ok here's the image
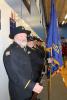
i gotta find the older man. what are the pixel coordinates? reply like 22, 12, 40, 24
3, 26, 43, 100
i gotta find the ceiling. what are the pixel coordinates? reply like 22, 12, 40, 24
5, 0, 67, 39
5, 0, 67, 25
5, 0, 45, 40
43, 0, 67, 25
5, 0, 41, 27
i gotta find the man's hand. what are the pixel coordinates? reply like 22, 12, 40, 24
33, 83, 43, 94
47, 57, 53, 63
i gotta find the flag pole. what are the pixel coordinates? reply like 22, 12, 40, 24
48, 48, 52, 100
48, 68, 51, 100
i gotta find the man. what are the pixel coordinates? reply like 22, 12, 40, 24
27, 35, 44, 100
27, 36, 44, 82
35, 37, 45, 59
3, 26, 43, 100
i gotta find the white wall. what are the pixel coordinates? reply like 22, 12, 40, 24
36, 0, 40, 12
0, 1, 13, 100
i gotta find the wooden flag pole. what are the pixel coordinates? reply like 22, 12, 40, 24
48, 48, 52, 100
48, 65, 51, 100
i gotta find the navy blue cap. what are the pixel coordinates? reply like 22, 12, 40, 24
33, 36, 43, 42
27, 35, 34, 41
9, 26, 31, 39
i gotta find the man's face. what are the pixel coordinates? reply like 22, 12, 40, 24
14, 33, 27, 47
27, 41, 34, 48
37, 41, 42, 46
33, 40, 37, 47
16, 33, 27, 41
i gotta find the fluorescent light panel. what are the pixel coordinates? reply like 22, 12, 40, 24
64, 14, 67, 19
62, 21, 65, 25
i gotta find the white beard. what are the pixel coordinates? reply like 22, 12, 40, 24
21, 42, 27, 48
15, 40, 27, 48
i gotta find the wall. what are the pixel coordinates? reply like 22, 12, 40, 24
0, 1, 14, 100
59, 25, 67, 39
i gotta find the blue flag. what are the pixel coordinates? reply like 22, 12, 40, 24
46, 0, 63, 77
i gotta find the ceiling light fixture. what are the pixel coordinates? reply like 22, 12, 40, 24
62, 21, 65, 25
64, 14, 67, 20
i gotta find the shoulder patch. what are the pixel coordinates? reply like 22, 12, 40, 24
5, 51, 10, 56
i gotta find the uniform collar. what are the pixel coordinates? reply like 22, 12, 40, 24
13, 42, 20, 48
13, 42, 27, 52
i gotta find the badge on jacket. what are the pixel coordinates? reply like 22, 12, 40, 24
27, 51, 31, 54
5, 51, 10, 56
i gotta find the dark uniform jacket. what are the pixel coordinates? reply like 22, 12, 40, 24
36, 45, 45, 59
3, 42, 35, 100
27, 46, 44, 82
